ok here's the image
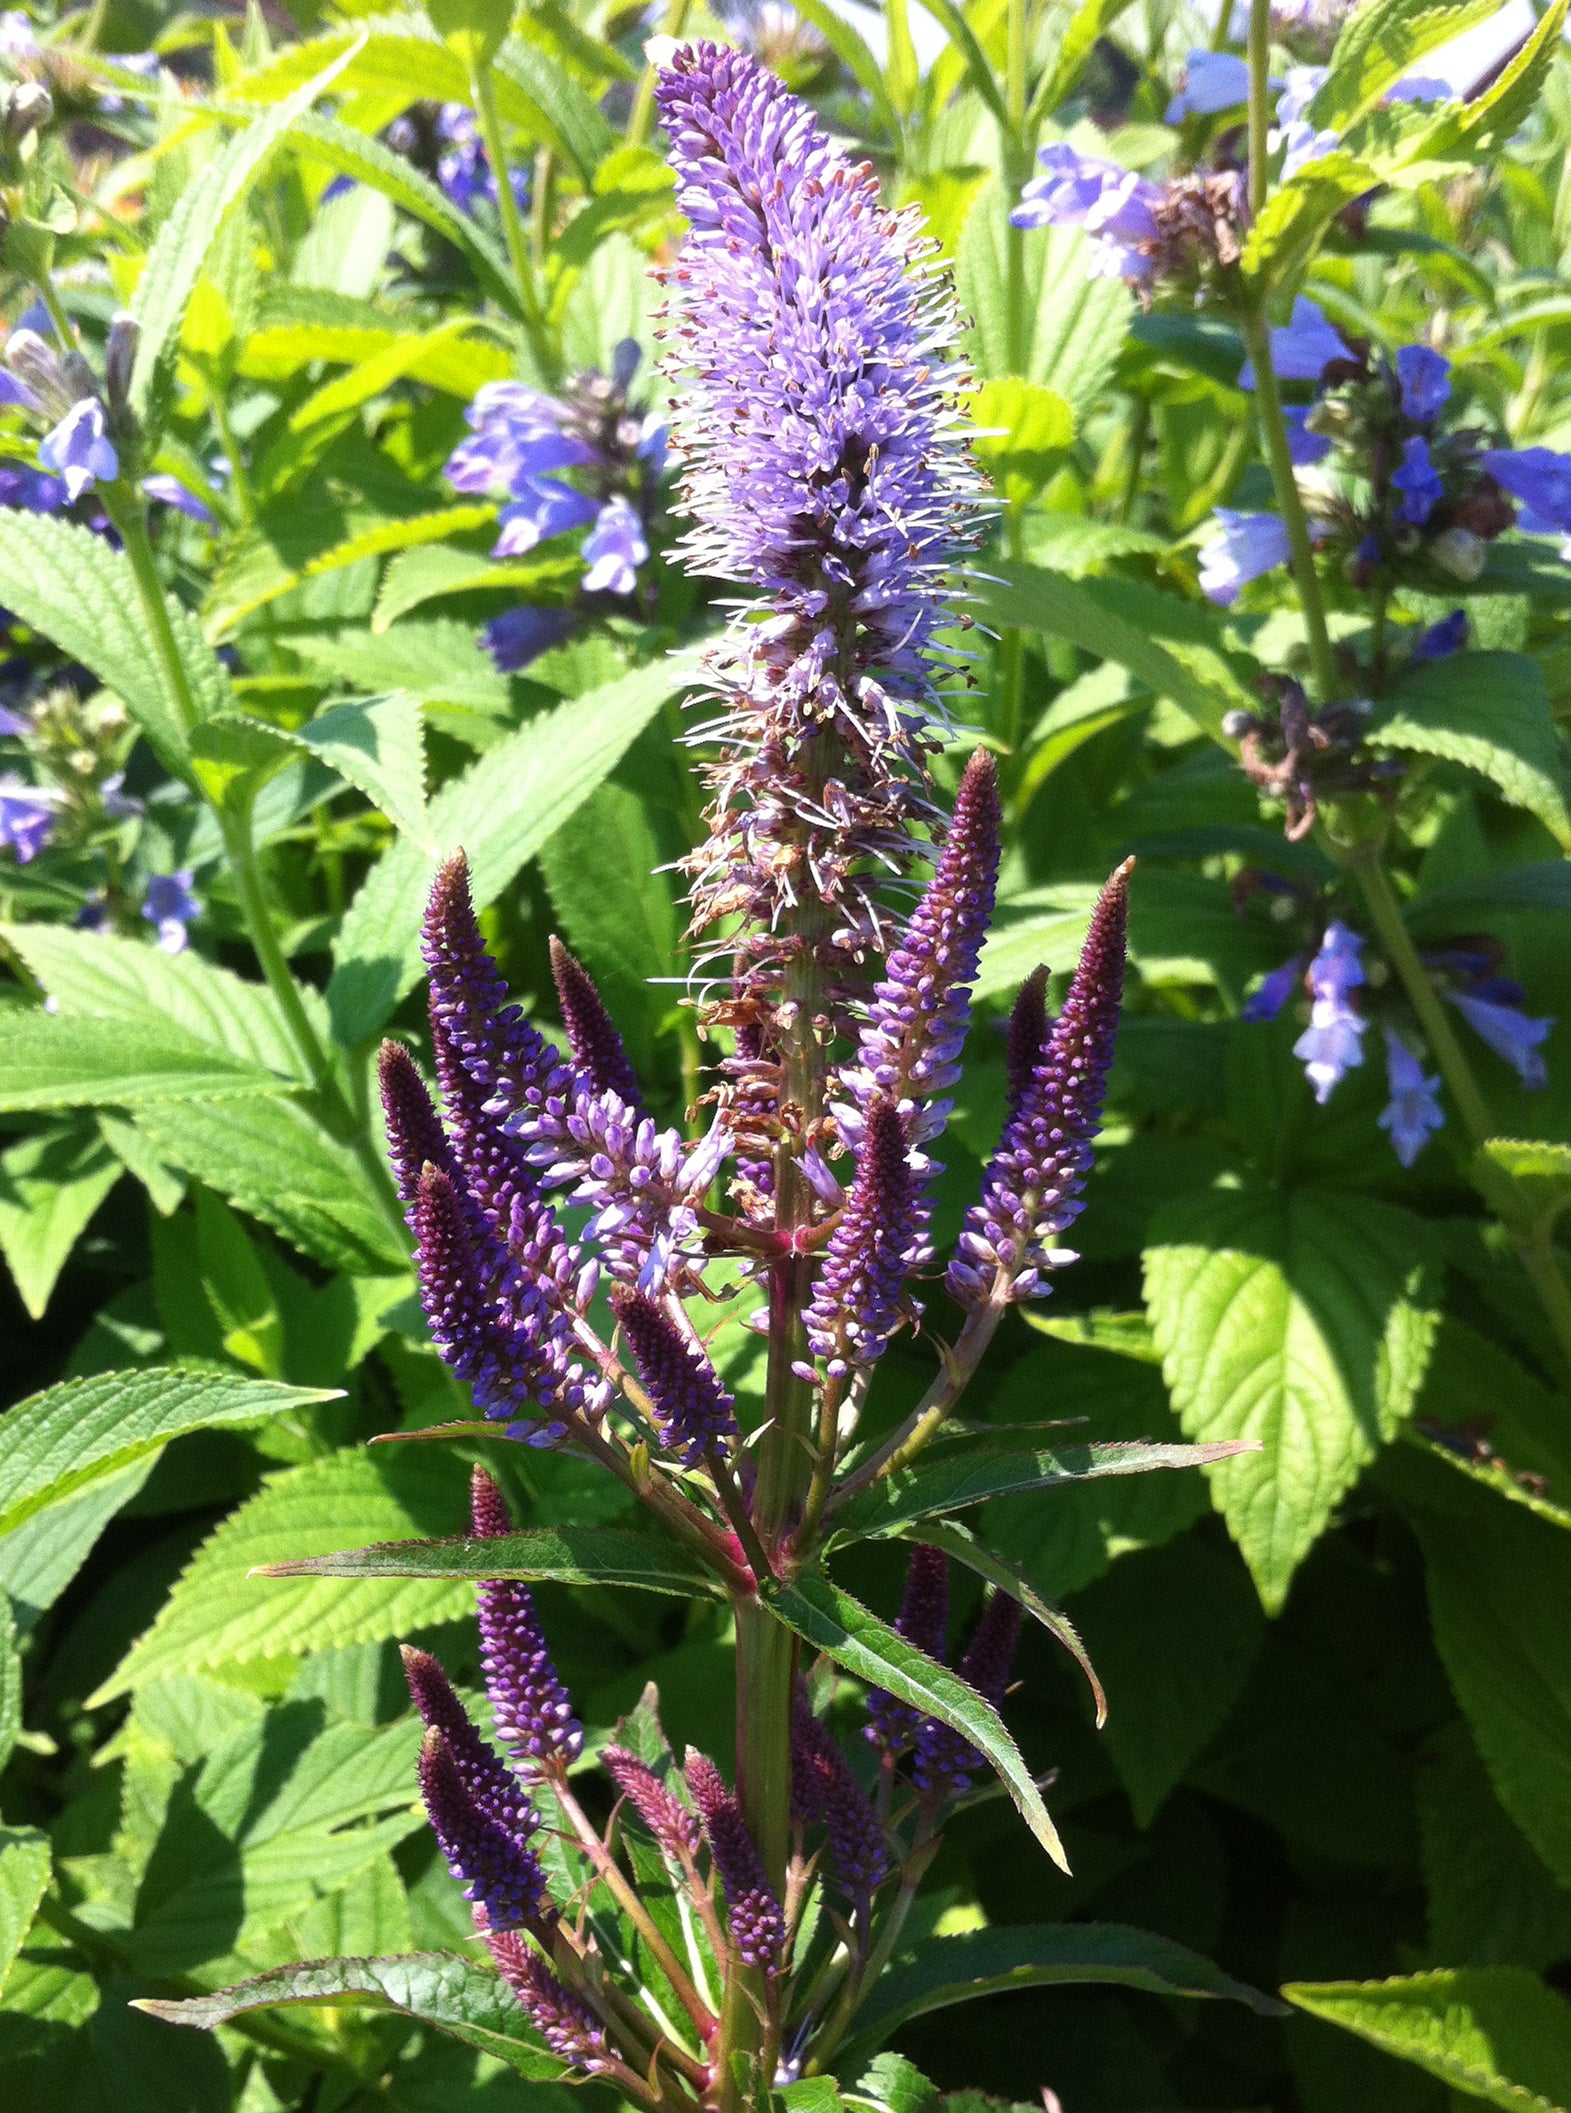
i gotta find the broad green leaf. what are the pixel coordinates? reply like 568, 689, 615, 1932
1419, 1724, 1571, 1974
766, 1571, 1069, 1868
1405, 861, 1571, 925
1475, 1140, 1571, 1242
829, 1431, 1251, 1543
0, 1828, 51, 1998
92, 1447, 475, 1702
0, 1367, 334, 1540
1286, 1968, 1571, 2112
370, 543, 578, 631
194, 1189, 284, 1377
1311, 0, 1500, 128
328, 654, 697, 1045
128, 1096, 406, 1275
291, 693, 434, 851
241, 322, 508, 399
843, 1922, 1283, 2060
1392, 1445, 1571, 1887
0, 1124, 121, 1319
959, 183, 1132, 412
256, 1522, 727, 1597
0, 1460, 155, 1633
427, 0, 513, 69
287, 321, 471, 432
1407, 1316, 1571, 1532
494, 34, 614, 185
129, 38, 363, 417
970, 379, 1075, 504
136, 1951, 564, 2079
0, 1013, 295, 1112
911, 0, 1006, 125
0, 513, 231, 774
1241, 150, 1381, 282
1397, 0, 1570, 171
0, 1596, 18, 1771
980, 560, 1239, 740
0, 923, 312, 1080
1144, 1185, 1440, 1613
1370, 654, 1571, 850
786, 0, 900, 137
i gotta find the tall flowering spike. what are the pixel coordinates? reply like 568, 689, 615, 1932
656, 44, 978, 1019
866, 1544, 950, 1756
549, 935, 643, 1107
837, 749, 1002, 1147
1006, 966, 1051, 1115
401, 1646, 538, 1842
470, 1469, 582, 1768
418, 1727, 550, 1933
686, 1751, 786, 1975
804, 1098, 923, 1378
602, 1745, 702, 1855
947, 862, 1131, 1309
791, 1684, 890, 1904
487, 1934, 609, 2070
611, 1289, 740, 1462
379, 1040, 453, 1205
913, 1589, 1023, 1802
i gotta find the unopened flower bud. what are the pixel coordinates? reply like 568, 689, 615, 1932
104, 312, 139, 419
4, 327, 67, 414
1431, 526, 1485, 582
1221, 709, 1255, 738
4, 80, 51, 153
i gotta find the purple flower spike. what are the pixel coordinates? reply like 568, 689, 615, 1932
549, 935, 643, 1107
947, 862, 1130, 1309
488, 1934, 608, 2070
1379, 1029, 1445, 1166
401, 1645, 538, 1843
1006, 966, 1051, 1115
418, 1726, 550, 1933
611, 1289, 740, 1463
1292, 921, 1366, 1103
470, 1468, 582, 1769
867, 1543, 950, 1756
378, 1042, 453, 1206
805, 1098, 922, 1378
791, 1685, 890, 1905
912, 1589, 1023, 1802
602, 1745, 701, 1856
686, 1750, 785, 1975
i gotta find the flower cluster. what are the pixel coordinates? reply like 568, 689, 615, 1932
1011, 140, 1247, 297
1221, 675, 1400, 840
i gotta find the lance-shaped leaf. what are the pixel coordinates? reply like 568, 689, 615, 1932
0, 1367, 337, 1540
0, 1014, 293, 1113
0, 1826, 50, 1999
763, 1572, 1069, 1871
135, 1952, 565, 2080
841, 1922, 1285, 2059
828, 1433, 1255, 1544
897, 1517, 1106, 1726
256, 1523, 728, 1599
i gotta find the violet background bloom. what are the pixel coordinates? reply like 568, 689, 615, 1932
447, 383, 594, 494
435, 104, 530, 216
484, 605, 575, 672
1378, 1029, 1445, 1166
1449, 988, 1553, 1087
1243, 952, 1305, 1023
0, 775, 57, 863
581, 496, 647, 595
38, 400, 118, 502
1411, 608, 1467, 660
1237, 297, 1351, 389
0, 462, 65, 511
1199, 509, 1291, 605
1283, 406, 1330, 465
1010, 142, 1160, 282
1292, 920, 1366, 1102
142, 473, 214, 523
1479, 447, 1571, 534
1166, 49, 1252, 121
1397, 344, 1451, 422
143, 871, 199, 953
493, 474, 598, 557
1393, 435, 1444, 525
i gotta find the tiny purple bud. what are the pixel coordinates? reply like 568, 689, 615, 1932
470, 1468, 582, 1769
686, 1750, 785, 1975
549, 934, 643, 1106
379, 1041, 453, 1204
401, 1645, 537, 1843
804, 1098, 921, 1377
611, 1289, 740, 1462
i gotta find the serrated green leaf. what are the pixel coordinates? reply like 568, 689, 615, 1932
0, 1123, 120, 1320
785, 0, 900, 137
1241, 150, 1380, 281
970, 379, 1075, 504
257, 1521, 726, 1596
128, 1095, 405, 1275
135, 1951, 564, 2078
1476, 1139, 1571, 1240
288, 320, 470, 431
1370, 653, 1571, 849
0, 513, 231, 774
1311, 0, 1500, 129
0, 1367, 335, 1541
493, 34, 613, 184
328, 654, 698, 1045
291, 694, 433, 850
1144, 1185, 1440, 1612
1405, 861, 1571, 926
370, 543, 578, 632
1394, 0, 1570, 171
0, 1827, 51, 1999
0, 1013, 294, 1114
765, 1572, 1070, 1870
92, 1447, 475, 1703
0, 1596, 19, 1770
959, 181, 1132, 409
1286, 1968, 1571, 2112
0, 1460, 155, 1634
129, 38, 363, 419
843, 1922, 1283, 2061
829, 1433, 1247, 1544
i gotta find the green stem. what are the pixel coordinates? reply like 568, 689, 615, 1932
34, 274, 76, 346
209, 383, 255, 526
1240, 309, 1339, 703
1247, 0, 1271, 220
100, 484, 199, 736
628, 0, 693, 150
470, 58, 554, 378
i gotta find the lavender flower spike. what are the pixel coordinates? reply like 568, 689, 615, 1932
804, 1098, 923, 1379
948, 862, 1130, 1308
401, 1645, 539, 1844
488, 1933, 609, 2070
611, 1289, 740, 1462
549, 935, 643, 1106
657, 44, 978, 1019
686, 1751, 786, 1975
418, 1726, 551, 1933
602, 1746, 702, 1856
471, 1468, 582, 1768
866, 1543, 950, 1756
791, 1684, 890, 1905
912, 1589, 1023, 1802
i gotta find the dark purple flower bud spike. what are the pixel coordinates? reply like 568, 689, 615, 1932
470, 1469, 582, 1770
401, 1645, 538, 1843
549, 935, 644, 1108
866, 1544, 950, 1757
418, 1725, 551, 1933
611, 1289, 741, 1463
602, 1745, 702, 1857
686, 1751, 786, 1976
912, 1589, 1023, 1803
378, 1040, 453, 1206
805, 1098, 923, 1380
1005, 966, 1050, 1116
791, 1684, 890, 1907
488, 1933, 610, 2070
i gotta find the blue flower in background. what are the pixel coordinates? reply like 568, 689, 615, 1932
1166, 50, 1252, 121
435, 105, 530, 217
492, 475, 598, 558
142, 473, 214, 523
0, 775, 57, 862
1238, 296, 1351, 389
1411, 608, 1467, 660
0, 461, 65, 512
143, 871, 200, 953
1479, 447, 1571, 534
1199, 509, 1291, 605
1396, 344, 1451, 422
1283, 405, 1330, 465
1274, 73, 1339, 180
1449, 986, 1553, 1087
1393, 435, 1444, 525
1010, 143, 1161, 281
38, 400, 118, 502
1292, 921, 1366, 1102
1378, 1029, 1444, 1164
482, 605, 575, 672
581, 498, 648, 597
1243, 952, 1305, 1022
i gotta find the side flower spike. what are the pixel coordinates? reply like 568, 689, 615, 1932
1005, 965, 1050, 1115
866, 1543, 950, 1756
602, 1746, 702, 1856
611, 1289, 740, 1462
401, 1645, 539, 1843
379, 1040, 454, 1207
549, 935, 643, 1106
418, 1726, 551, 1933
791, 1684, 890, 1905
947, 861, 1130, 1308
487, 1933, 609, 2069
686, 1751, 786, 1975
470, 1469, 582, 1768
804, 1097, 924, 1379
912, 1589, 1023, 1801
